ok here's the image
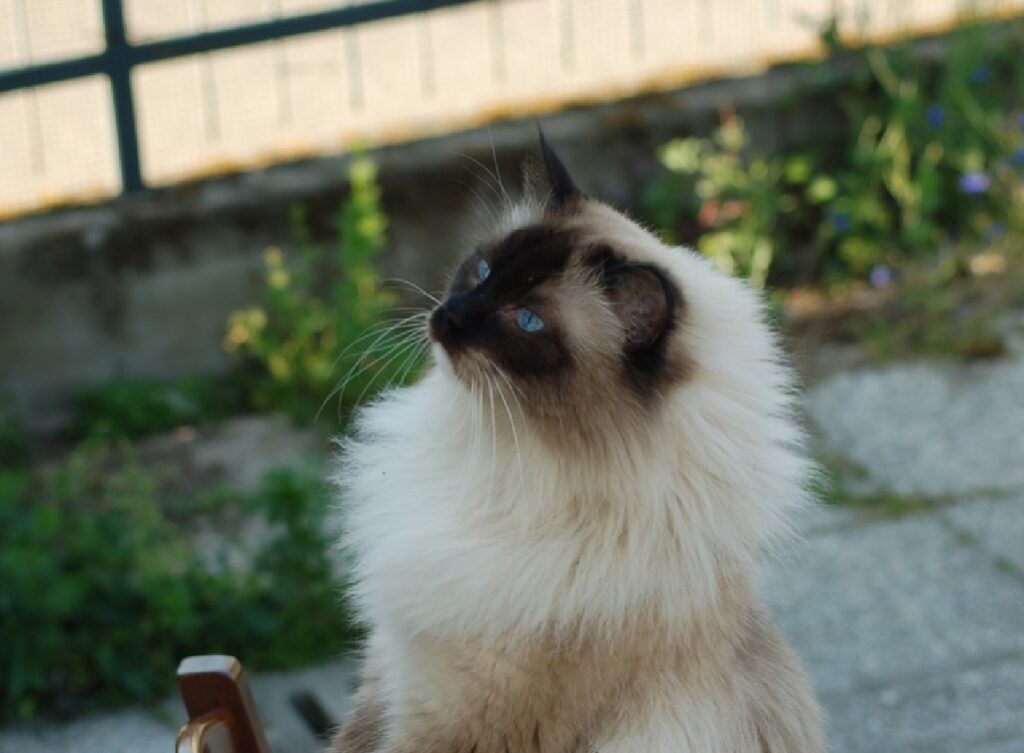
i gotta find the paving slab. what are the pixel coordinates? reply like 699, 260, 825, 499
0, 709, 174, 753
790, 501, 865, 536
804, 355, 1024, 497
943, 493, 1024, 574
765, 512, 1024, 695
819, 654, 1024, 753
764, 509, 1024, 752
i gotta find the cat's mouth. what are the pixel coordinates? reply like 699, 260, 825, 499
428, 298, 473, 346
427, 301, 473, 356
426, 306, 444, 344
427, 304, 465, 376
427, 306, 493, 388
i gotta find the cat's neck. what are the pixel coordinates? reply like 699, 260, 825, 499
340, 362, 806, 642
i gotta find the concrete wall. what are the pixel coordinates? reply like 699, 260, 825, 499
0, 61, 840, 433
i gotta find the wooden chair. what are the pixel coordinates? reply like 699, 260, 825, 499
175, 655, 272, 753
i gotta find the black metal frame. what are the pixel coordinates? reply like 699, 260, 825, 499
0, 0, 479, 193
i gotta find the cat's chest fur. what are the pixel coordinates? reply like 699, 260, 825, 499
337, 380, 765, 752
339, 372, 723, 643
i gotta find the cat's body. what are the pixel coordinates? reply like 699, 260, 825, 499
331, 139, 824, 753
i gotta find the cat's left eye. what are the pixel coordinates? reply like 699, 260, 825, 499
516, 308, 544, 333
477, 259, 491, 281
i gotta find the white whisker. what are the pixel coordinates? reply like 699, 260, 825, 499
488, 129, 511, 207
448, 176, 501, 226
352, 337, 421, 407
316, 313, 428, 422
492, 370, 527, 502
326, 310, 428, 379
486, 378, 498, 506
459, 151, 510, 208
381, 277, 441, 305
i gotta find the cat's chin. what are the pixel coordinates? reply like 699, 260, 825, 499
430, 342, 485, 393
432, 342, 457, 380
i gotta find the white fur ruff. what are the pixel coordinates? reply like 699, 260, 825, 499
333, 243, 814, 752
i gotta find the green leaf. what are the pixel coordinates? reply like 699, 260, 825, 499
807, 176, 838, 203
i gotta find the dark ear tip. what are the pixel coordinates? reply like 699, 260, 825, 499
535, 123, 554, 159
535, 123, 582, 207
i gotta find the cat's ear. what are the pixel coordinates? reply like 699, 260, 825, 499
525, 126, 583, 208
606, 263, 675, 349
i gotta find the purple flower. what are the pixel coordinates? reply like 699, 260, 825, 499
828, 211, 852, 233
970, 65, 992, 84
870, 265, 893, 289
926, 104, 946, 130
959, 171, 991, 194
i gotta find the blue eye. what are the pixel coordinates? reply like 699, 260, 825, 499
516, 308, 544, 333
477, 259, 491, 281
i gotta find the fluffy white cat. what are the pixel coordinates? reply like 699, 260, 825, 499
331, 136, 824, 753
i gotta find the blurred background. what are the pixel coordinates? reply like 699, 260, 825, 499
2, 1, 1023, 752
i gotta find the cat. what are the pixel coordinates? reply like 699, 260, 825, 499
330, 133, 825, 753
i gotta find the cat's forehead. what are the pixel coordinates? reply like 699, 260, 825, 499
480, 202, 617, 280
485, 223, 578, 280
489, 199, 649, 258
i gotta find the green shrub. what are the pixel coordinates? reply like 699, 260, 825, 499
645, 15, 1024, 288
0, 443, 356, 721
72, 377, 242, 440
226, 154, 424, 421
0, 412, 31, 470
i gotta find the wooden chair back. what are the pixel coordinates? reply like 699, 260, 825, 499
175, 655, 272, 753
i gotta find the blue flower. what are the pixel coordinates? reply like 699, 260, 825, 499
869, 265, 893, 289
926, 104, 946, 130
1010, 147, 1024, 167
828, 211, 852, 233
959, 171, 991, 194
969, 64, 992, 84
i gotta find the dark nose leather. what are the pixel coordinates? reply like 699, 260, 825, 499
430, 303, 464, 340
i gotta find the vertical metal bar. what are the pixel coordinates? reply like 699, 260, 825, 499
101, 0, 144, 192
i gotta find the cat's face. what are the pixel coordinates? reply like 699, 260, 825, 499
428, 135, 689, 436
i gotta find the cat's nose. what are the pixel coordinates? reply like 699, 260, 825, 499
429, 303, 465, 341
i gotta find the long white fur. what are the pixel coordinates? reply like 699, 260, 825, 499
332, 203, 814, 751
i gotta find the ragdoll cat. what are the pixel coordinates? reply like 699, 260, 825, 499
331, 134, 824, 753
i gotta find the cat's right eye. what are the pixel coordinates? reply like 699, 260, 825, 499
477, 259, 491, 281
